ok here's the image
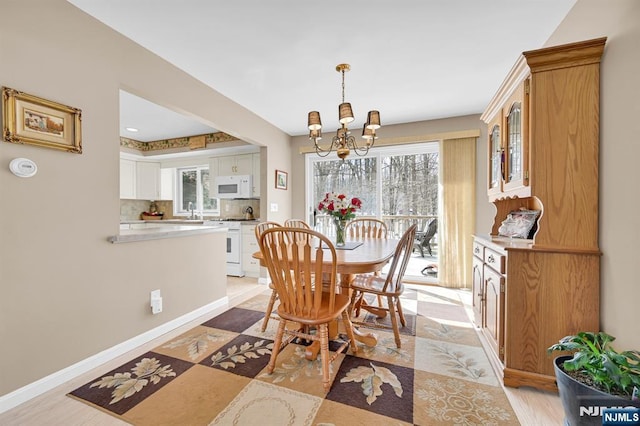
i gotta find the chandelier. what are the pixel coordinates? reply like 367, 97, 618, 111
307, 63, 381, 160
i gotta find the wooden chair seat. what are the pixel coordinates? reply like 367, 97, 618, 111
351, 274, 404, 298
277, 293, 351, 325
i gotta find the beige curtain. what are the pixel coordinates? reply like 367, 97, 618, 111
439, 137, 476, 288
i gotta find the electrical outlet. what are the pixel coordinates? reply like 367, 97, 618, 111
150, 289, 162, 314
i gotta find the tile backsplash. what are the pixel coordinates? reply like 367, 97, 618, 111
120, 199, 260, 221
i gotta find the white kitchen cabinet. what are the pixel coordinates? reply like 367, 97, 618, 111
217, 154, 253, 176
251, 153, 260, 197
136, 161, 161, 200
242, 224, 259, 278
120, 156, 161, 200
120, 158, 136, 199
160, 168, 174, 200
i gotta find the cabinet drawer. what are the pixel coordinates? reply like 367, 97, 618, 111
484, 248, 505, 274
472, 241, 485, 259
243, 236, 259, 253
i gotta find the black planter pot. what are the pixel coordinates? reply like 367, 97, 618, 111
554, 356, 640, 426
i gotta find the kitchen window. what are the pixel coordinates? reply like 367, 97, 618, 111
175, 166, 220, 216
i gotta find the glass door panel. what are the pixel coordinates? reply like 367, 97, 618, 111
507, 102, 522, 183
489, 124, 502, 191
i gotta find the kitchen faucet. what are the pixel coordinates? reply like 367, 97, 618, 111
188, 202, 195, 219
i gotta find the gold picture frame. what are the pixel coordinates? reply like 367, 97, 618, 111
2, 87, 82, 154
275, 169, 288, 190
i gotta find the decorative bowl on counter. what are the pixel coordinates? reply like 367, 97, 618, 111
141, 212, 164, 220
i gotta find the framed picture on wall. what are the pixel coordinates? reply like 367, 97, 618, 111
275, 169, 288, 190
2, 86, 82, 154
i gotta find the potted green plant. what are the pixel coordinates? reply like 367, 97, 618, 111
548, 332, 640, 426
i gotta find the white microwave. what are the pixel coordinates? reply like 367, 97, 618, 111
214, 175, 253, 199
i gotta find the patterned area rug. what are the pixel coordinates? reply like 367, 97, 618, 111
68, 286, 518, 425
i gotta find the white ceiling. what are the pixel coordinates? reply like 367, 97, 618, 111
69, 0, 576, 142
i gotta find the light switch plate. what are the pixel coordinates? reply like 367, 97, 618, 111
270, 203, 278, 212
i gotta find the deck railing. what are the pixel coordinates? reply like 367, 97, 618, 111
313, 215, 437, 240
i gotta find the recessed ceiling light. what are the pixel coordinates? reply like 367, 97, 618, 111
125, 127, 139, 132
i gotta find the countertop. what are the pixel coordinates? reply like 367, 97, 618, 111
109, 224, 227, 244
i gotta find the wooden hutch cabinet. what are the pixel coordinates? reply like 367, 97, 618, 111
474, 37, 606, 392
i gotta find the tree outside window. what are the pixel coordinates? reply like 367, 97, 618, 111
176, 166, 219, 215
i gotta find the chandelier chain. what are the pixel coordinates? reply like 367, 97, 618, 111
341, 69, 346, 104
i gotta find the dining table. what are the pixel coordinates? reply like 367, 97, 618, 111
252, 237, 399, 359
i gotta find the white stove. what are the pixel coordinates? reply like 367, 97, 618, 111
206, 220, 244, 276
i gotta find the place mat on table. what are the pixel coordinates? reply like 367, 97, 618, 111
335, 241, 363, 250
321, 241, 363, 250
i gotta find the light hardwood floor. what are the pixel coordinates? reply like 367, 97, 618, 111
0, 277, 564, 425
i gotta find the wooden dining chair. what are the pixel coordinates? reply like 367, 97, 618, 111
345, 218, 387, 308
283, 219, 312, 245
254, 221, 282, 332
260, 227, 358, 393
349, 224, 417, 348
283, 219, 310, 229
345, 218, 388, 239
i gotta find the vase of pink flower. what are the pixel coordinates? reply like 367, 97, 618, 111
317, 192, 362, 246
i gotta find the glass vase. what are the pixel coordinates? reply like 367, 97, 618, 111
334, 218, 347, 247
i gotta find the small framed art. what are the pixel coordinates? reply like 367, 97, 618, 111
275, 169, 288, 190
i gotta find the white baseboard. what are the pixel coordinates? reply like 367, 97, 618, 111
0, 297, 229, 414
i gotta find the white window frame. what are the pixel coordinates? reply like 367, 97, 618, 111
175, 165, 220, 216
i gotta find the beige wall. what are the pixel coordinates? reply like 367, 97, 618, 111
289, 115, 492, 234
545, 0, 640, 350
0, 0, 291, 397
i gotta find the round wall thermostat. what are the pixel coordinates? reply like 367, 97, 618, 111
9, 158, 38, 178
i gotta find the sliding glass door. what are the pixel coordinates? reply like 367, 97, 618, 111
306, 142, 439, 281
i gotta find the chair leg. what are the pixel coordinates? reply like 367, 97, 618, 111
267, 319, 286, 374
261, 290, 278, 332
318, 324, 331, 393
350, 290, 362, 318
396, 296, 406, 327
426, 242, 432, 256
341, 310, 358, 355
387, 296, 401, 348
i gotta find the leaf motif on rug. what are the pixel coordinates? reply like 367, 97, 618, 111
258, 346, 324, 384
89, 358, 176, 404
162, 330, 228, 360
424, 322, 466, 341
356, 336, 412, 362
209, 340, 272, 369
416, 377, 513, 424
430, 342, 487, 380
340, 362, 402, 405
